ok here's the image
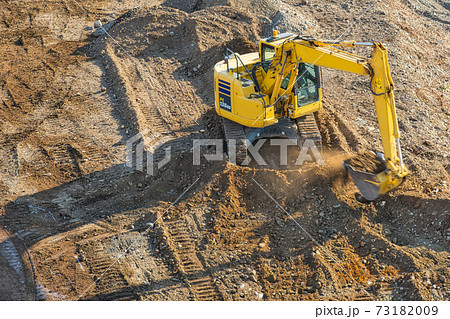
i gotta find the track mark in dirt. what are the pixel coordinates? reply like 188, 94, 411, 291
46, 144, 82, 177
0, 228, 35, 300
83, 241, 138, 301
103, 44, 199, 168
164, 218, 222, 300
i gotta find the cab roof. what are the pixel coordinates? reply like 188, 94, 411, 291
261, 32, 296, 45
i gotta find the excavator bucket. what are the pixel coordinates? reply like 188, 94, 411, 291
343, 163, 383, 201
342, 152, 395, 201
343, 154, 408, 201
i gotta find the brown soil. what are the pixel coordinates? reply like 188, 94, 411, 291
0, 0, 449, 301
344, 152, 387, 174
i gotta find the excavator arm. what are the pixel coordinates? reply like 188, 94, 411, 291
267, 39, 408, 199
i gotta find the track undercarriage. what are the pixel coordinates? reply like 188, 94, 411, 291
222, 114, 322, 165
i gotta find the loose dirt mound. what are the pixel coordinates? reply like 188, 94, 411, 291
344, 152, 387, 174
0, 0, 448, 301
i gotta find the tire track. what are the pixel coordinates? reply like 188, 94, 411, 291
104, 45, 197, 170
83, 242, 138, 301
164, 219, 222, 300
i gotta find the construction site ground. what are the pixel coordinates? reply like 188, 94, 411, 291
0, 0, 449, 301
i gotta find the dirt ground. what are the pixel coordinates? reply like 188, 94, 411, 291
0, 0, 449, 301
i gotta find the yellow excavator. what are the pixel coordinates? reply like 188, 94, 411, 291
213, 31, 408, 200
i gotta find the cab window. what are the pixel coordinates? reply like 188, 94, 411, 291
279, 63, 319, 106
261, 43, 275, 62
295, 63, 319, 107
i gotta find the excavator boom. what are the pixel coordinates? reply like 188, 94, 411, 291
269, 39, 408, 199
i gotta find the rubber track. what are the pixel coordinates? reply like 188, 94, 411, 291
222, 118, 248, 164
223, 114, 323, 164
295, 114, 322, 150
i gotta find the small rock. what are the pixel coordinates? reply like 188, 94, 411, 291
92, 20, 116, 37
267, 274, 276, 283
94, 20, 102, 28
258, 242, 265, 248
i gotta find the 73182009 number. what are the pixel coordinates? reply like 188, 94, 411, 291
376, 305, 438, 316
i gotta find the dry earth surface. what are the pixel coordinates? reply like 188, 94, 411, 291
0, 0, 449, 300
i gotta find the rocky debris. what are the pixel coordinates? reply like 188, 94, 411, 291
92, 7, 140, 37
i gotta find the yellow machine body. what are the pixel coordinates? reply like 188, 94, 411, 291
214, 34, 323, 128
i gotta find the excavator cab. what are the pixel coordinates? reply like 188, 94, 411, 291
260, 42, 276, 62
261, 41, 321, 110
